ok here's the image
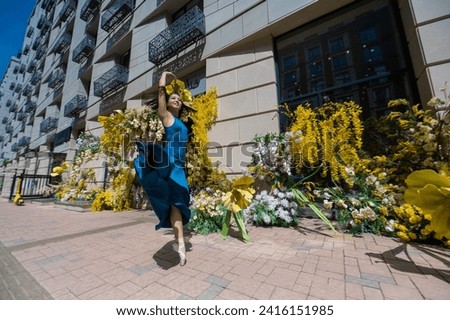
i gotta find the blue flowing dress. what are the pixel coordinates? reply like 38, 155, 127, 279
134, 116, 191, 230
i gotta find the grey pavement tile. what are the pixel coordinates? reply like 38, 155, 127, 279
345, 275, 380, 289
196, 284, 224, 299
204, 274, 231, 288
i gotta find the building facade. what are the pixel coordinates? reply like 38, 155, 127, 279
0, 0, 449, 198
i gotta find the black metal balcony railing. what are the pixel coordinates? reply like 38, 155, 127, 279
6, 100, 12, 108
23, 44, 30, 55
30, 71, 42, 85
80, 0, 102, 22
72, 34, 96, 63
22, 84, 32, 96
148, 6, 205, 65
48, 68, 66, 89
17, 113, 28, 121
101, 0, 134, 32
25, 100, 37, 113
32, 37, 41, 50
26, 26, 34, 38
41, 0, 56, 11
11, 143, 20, 152
10, 103, 19, 113
9, 82, 15, 90
93, 64, 128, 97
40, 20, 52, 36
40, 117, 58, 134
52, 33, 72, 54
59, 0, 77, 22
64, 95, 88, 117
35, 46, 47, 60
14, 84, 23, 93
18, 136, 31, 147
19, 63, 26, 74
37, 14, 46, 29
13, 66, 19, 74
55, 126, 72, 146
6, 125, 13, 134
2, 117, 7, 124
27, 60, 37, 73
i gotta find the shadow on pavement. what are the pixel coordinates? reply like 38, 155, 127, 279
366, 242, 450, 282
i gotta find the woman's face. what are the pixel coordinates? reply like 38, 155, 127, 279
167, 94, 182, 112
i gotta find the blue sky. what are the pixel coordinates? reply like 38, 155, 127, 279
0, 0, 37, 77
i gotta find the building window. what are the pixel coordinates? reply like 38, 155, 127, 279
275, 0, 418, 120
283, 55, 296, 70
307, 46, 321, 61
283, 71, 297, 86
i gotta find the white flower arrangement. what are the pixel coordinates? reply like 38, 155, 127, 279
244, 188, 299, 227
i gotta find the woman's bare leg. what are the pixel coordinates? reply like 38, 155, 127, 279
170, 206, 186, 265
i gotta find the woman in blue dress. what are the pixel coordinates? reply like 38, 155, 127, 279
134, 71, 191, 266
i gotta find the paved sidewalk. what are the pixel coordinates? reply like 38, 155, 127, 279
0, 198, 448, 300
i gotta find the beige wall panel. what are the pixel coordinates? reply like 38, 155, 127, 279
417, 19, 450, 65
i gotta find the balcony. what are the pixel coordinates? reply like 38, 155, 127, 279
19, 63, 26, 74
80, 0, 102, 22
93, 64, 128, 97
72, 34, 96, 63
59, 0, 77, 22
18, 136, 31, 147
40, 20, 52, 36
11, 143, 20, 152
40, 117, 58, 134
48, 68, 66, 89
22, 84, 32, 96
25, 100, 37, 113
148, 6, 205, 65
32, 37, 41, 50
27, 60, 37, 73
13, 65, 19, 74
9, 82, 15, 90
52, 33, 72, 54
64, 95, 88, 117
14, 83, 23, 93
6, 125, 13, 134
6, 100, 12, 108
30, 71, 42, 85
42, 0, 56, 11
26, 26, 34, 38
37, 14, 46, 29
101, 0, 134, 32
17, 113, 28, 121
2, 117, 7, 124
23, 44, 30, 55
10, 103, 19, 113
55, 126, 72, 146
35, 46, 47, 60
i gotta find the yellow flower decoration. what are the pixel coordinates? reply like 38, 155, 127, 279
404, 169, 450, 238
223, 176, 255, 213
165, 79, 193, 108
50, 162, 68, 177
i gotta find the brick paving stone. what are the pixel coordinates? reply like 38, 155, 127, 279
345, 282, 365, 300
227, 275, 262, 297
409, 276, 450, 299
362, 286, 384, 299
253, 282, 275, 299
265, 267, 299, 290
271, 286, 308, 299
380, 282, 424, 299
